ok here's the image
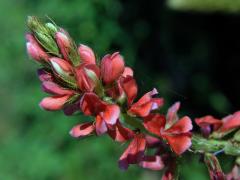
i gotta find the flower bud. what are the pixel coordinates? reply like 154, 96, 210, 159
26, 33, 49, 62
78, 44, 96, 64
56, 31, 71, 60
101, 52, 125, 84
45, 22, 58, 36
39, 95, 72, 111
27, 16, 59, 55
75, 64, 101, 93
50, 57, 77, 88
36, 32, 59, 55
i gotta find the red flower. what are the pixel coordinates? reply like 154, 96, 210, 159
26, 33, 49, 62
118, 134, 146, 170
101, 52, 125, 84
196, 111, 240, 138
195, 115, 222, 137
80, 93, 120, 135
78, 44, 96, 64
128, 88, 164, 117
75, 63, 100, 92
143, 102, 192, 155
195, 115, 222, 130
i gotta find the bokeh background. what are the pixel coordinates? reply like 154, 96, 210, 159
0, 0, 240, 179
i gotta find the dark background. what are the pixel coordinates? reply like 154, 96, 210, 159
0, 0, 239, 179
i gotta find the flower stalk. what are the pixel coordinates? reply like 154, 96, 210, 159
25, 16, 240, 180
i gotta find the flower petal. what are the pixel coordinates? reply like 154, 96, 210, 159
63, 101, 80, 116
133, 88, 158, 107
37, 69, 53, 82
75, 64, 100, 92
166, 116, 192, 134
128, 88, 162, 117
101, 52, 125, 84
143, 114, 166, 136
26, 33, 49, 61
121, 76, 138, 105
42, 81, 74, 95
122, 67, 133, 77
108, 121, 134, 142
95, 115, 108, 135
102, 104, 120, 125
80, 93, 105, 115
139, 156, 164, 171
118, 134, 146, 170
69, 122, 95, 138
195, 115, 222, 130
165, 134, 192, 155
50, 57, 73, 77
220, 111, 240, 132
78, 44, 96, 64
166, 102, 180, 125
55, 31, 71, 61
39, 95, 71, 111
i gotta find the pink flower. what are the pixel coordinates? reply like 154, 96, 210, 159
80, 93, 120, 135
128, 88, 164, 117
118, 134, 146, 170
26, 33, 49, 62
78, 44, 96, 64
101, 52, 125, 84
196, 111, 240, 138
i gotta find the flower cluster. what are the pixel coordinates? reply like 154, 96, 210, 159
26, 16, 240, 180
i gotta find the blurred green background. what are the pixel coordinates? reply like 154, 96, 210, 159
1, 0, 240, 179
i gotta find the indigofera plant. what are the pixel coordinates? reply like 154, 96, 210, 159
26, 16, 240, 180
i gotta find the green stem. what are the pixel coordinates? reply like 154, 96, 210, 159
191, 135, 240, 156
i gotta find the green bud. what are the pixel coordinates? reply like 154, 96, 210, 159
236, 157, 240, 166
224, 142, 240, 156
234, 130, 240, 142
27, 16, 59, 56
45, 22, 58, 36
84, 68, 104, 97
36, 32, 59, 55
51, 60, 77, 89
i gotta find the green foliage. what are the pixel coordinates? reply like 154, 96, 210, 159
167, 0, 240, 13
